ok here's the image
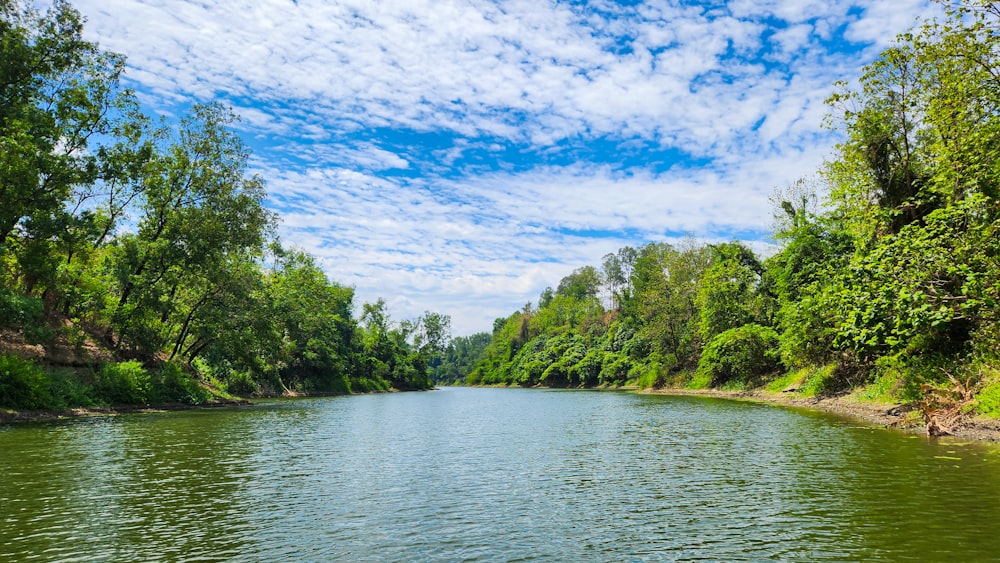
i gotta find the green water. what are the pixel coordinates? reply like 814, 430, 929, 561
3, 387, 1000, 561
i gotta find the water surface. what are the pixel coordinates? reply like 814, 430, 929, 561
3, 387, 1000, 561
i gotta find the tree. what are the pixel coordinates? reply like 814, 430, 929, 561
0, 0, 128, 245
633, 241, 711, 371
413, 311, 451, 359
432, 332, 489, 384
0, 0, 138, 322
556, 265, 601, 301
695, 242, 771, 344
263, 247, 356, 393
105, 103, 274, 358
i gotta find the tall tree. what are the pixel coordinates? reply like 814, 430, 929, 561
0, 0, 135, 318
106, 103, 273, 358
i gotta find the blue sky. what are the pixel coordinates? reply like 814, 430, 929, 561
72, 0, 936, 335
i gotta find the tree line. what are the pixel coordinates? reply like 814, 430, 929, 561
456, 1, 1000, 422
0, 0, 448, 409
5, 0, 1000, 423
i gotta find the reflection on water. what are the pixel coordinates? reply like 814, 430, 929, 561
3, 388, 1000, 561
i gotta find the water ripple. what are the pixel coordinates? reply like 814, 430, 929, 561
3, 388, 1000, 561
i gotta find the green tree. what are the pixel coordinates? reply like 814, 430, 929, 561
432, 332, 490, 384
696, 242, 771, 344
105, 103, 273, 358
265, 247, 356, 393
0, 0, 128, 247
556, 265, 601, 301
633, 241, 711, 372
0, 0, 144, 328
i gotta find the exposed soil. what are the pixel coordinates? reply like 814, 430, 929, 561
1, 323, 112, 368
0, 399, 252, 425
646, 387, 1000, 442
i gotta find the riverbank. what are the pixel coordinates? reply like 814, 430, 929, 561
7, 381, 1000, 442
0, 399, 253, 424
644, 387, 1000, 442
0, 388, 424, 424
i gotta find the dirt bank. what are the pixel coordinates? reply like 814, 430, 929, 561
0, 399, 252, 425
645, 387, 1000, 442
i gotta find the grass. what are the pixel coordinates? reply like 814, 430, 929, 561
857, 369, 906, 403
973, 367, 1000, 418
796, 364, 837, 397
765, 370, 803, 393
685, 371, 712, 390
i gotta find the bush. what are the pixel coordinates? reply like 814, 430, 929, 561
697, 324, 782, 387
93, 361, 150, 405
351, 377, 390, 393
0, 355, 53, 409
797, 364, 838, 397
0, 290, 51, 343
47, 369, 97, 409
686, 370, 712, 389
151, 361, 212, 404
600, 353, 631, 386
976, 376, 1000, 418
631, 360, 662, 389
223, 368, 260, 397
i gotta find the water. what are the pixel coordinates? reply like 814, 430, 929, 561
3, 388, 1000, 562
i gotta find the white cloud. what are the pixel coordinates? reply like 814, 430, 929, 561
70, 0, 933, 334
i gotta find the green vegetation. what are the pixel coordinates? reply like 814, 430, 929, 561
0, 0, 443, 411
4, 0, 1000, 434
466, 1, 1000, 430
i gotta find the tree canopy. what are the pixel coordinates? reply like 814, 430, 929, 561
463, 1, 1000, 424
4, 0, 1000, 425
0, 0, 445, 407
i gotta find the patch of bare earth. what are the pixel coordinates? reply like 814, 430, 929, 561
1, 321, 112, 368
645, 388, 1000, 443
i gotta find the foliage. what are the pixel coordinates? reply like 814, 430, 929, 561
432, 332, 490, 384
45, 369, 97, 409
696, 324, 782, 387
93, 361, 150, 405
150, 361, 212, 405
222, 368, 260, 397
976, 370, 1000, 418
828, 196, 999, 362
633, 242, 710, 373
799, 364, 837, 397
696, 243, 771, 344
0, 355, 52, 409
634, 361, 664, 390
0, 289, 49, 343
0, 0, 437, 399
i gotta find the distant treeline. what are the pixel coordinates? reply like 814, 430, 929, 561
450, 1, 1000, 419
1, 0, 447, 409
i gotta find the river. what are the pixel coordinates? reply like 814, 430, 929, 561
2, 387, 1000, 561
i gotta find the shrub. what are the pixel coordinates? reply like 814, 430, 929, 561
599, 353, 631, 386
976, 376, 1000, 418
632, 360, 662, 389
352, 377, 390, 393
0, 290, 51, 343
93, 361, 150, 405
686, 370, 712, 389
223, 368, 260, 397
697, 324, 782, 387
797, 364, 838, 397
0, 355, 53, 409
151, 361, 212, 404
47, 369, 97, 409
